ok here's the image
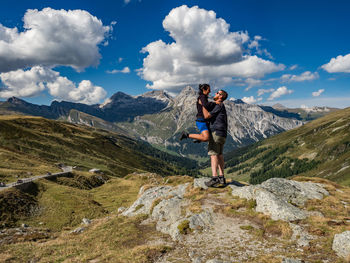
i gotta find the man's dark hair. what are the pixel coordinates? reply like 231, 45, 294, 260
220, 90, 228, 101
198, 83, 210, 95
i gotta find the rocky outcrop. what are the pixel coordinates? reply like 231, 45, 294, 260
123, 182, 214, 241
121, 176, 348, 262
230, 177, 329, 221
332, 231, 350, 259
255, 189, 307, 221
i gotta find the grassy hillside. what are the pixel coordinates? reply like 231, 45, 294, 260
223, 107, 350, 186
0, 115, 199, 184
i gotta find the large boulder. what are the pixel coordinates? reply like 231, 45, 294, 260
151, 195, 189, 240
255, 189, 307, 221
261, 178, 329, 206
122, 184, 189, 217
332, 231, 350, 259
229, 185, 259, 200
230, 178, 329, 221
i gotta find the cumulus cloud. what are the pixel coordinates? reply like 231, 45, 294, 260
242, 96, 257, 104
322, 53, 350, 73
312, 89, 324, 97
0, 66, 106, 104
257, 88, 274, 96
106, 67, 131, 74
244, 78, 263, 91
281, 71, 319, 82
268, 86, 293, 101
0, 8, 112, 72
139, 5, 284, 94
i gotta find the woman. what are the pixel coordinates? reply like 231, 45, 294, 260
180, 84, 214, 142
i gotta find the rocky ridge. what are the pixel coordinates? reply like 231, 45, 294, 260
121, 176, 350, 262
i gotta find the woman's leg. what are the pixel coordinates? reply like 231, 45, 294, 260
189, 130, 209, 142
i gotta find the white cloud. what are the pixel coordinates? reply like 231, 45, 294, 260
312, 89, 324, 97
139, 5, 284, 94
289, 65, 298, 70
281, 71, 319, 82
106, 67, 131, 74
268, 86, 293, 101
242, 96, 257, 104
244, 78, 263, 91
322, 53, 350, 73
118, 57, 123, 63
0, 8, 112, 72
257, 88, 274, 96
0, 66, 106, 104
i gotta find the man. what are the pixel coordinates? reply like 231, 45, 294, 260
201, 90, 228, 187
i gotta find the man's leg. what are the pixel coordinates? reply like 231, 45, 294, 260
211, 155, 219, 177
218, 154, 224, 176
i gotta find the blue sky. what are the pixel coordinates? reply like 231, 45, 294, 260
0, 0, 349, 108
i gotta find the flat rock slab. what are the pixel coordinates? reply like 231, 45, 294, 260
332, 230, 350, 259
122, 184, 189, 217
261, 178, 329, 206
255, 189, 307, 221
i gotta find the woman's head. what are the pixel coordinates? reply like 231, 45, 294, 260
199, 84, 210, 95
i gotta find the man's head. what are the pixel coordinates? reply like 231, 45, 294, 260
214, 90, 228, 102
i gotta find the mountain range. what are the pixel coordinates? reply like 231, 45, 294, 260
0, 87, 314, 159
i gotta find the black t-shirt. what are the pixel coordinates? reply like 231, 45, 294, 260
209, 103, 228, 137
196, 94, 215, 120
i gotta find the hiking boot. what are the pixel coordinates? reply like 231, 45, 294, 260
218, 175, 226, 185
179, 132, 189, 141
205, 177, 219, 187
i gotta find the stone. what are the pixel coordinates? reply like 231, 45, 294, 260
189, 210, 213, 230
117, 207, 126, 213
151, 195, 189, 240
261, 178, 329, 206
193, 177, 211, 190
281, 258, 305, 263
206, 260, 227, 263
332, 231, 350, 259
289, 223, 315, 247
82, 218, 91, 225
255, 189, 307, 221
89, 168, 101, 174
71, 227, 86, 234
230, 185, 259, 200
122, 184, 189, 217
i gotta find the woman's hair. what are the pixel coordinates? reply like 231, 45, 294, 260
198, 84, 210, 95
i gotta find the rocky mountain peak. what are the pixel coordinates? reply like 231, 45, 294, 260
232, 98, 246, 104
7, 97, 28, 105
137, 90, 172, 104
272, 103, 287, 110
174, 86, 197, 108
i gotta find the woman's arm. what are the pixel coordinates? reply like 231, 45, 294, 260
199, 95, 211, 110
202, 104, 211, 119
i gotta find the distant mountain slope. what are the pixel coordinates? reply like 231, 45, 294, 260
0, 90, 170, 122
118, 87, 303, 158
224, 107, 350, 186
0, 88, 304, 159
0, 115, 198, 184
261, 104, 339, 122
